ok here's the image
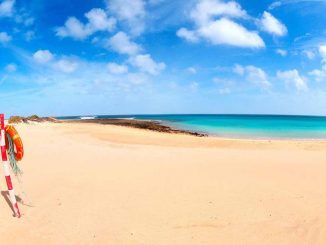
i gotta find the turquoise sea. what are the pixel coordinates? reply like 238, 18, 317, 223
57, 114, 326, 139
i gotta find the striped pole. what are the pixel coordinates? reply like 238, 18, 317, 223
0, 114, 21, 218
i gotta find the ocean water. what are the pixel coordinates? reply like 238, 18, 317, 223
56, 114, 326, 139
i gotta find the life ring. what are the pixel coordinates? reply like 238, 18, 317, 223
5, 125, 24, 161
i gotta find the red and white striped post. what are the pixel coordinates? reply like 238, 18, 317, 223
0, 114, 21, 218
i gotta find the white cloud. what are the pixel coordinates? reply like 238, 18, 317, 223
302, 50, 315, 60
0, 0, 15, 17
198, 18, 265, 48
176, 0, 264, 48
276, 49, 287, 56
190, 0, 247, 26
107, 62, 128, 74
32, 50, 80, 75
53, 59, 79, 73
234, 64, 271, 89
277, 69, 307, 91
0, 31, 11, 43
56, 17, 90, 40
106, 0, 145, 35
107, 31, 141, 55
33, 50, 54, 63
245, 65, 271, 89
177, 1, 264, 49
308, 46, 326, 81
129, 54, 166, 75
268, 1, 282, 10
85, 8, 116, 32
5, 63, 16, 72
176, 28, 199, 43
319, 45, 326, 62
259, 11, 287, 36
268, 0, 325, 10
309, 66, 326, 82
56, 8, 116, 40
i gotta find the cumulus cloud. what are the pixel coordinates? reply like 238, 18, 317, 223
33, 50, 54, 63
198, 18, 264, 48
319, 45, 326, 62
176, 28, 199, 43
0, 31, 11, 43
309, 65, 326, 82
106, 0, 145, 35
129, 54, 166, 75
176, 0, 264, 48
245, 66, 270, 88
190, 0, 247, 26
277, 69, 307, 91
33, 50, 79, 74
0, 0, 15, 17
308, 46, 326, 81
259, 11, 287, 36
234, 64, 271, 89
53, 59, 79, 73
107, 31, 141, 55
56, 17, 91, 40
85, 8, 116, 32
56, 8, 116, 40
107, 62, 128, 74
276, 49, 287, 56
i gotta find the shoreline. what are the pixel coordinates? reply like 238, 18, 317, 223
51, 122, 326, 150
61, 118, 326, 142
8, 115, 326, 141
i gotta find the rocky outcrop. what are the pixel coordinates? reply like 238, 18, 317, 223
8, 115, 59, 124
66, 119, 207, 137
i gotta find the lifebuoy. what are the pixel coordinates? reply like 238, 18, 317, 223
5, 125, 24, 161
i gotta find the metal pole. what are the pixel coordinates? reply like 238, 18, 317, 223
0, 114, 21, 218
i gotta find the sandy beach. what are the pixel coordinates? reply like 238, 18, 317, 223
0, 122, 326, 244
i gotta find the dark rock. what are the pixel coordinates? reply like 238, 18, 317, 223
66, 119, 207, 137
8, 115, 59, 124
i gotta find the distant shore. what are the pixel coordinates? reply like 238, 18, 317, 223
64, 118, 207, 137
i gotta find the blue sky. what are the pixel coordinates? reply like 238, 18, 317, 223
1, 0, 326, 117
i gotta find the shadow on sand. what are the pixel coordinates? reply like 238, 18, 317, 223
1, 191, 34, 216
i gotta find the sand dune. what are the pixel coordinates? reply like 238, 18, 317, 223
0, 122, 325, 244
